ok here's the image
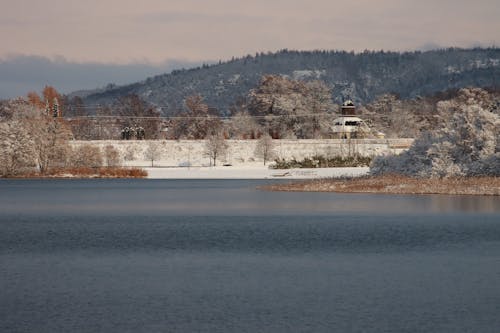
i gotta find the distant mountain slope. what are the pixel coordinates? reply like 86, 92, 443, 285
76, 48, 500, 116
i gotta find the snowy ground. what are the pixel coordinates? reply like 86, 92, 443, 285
71, 139, 413, 169
144, 165, 370, 179
69, 140, 393, 179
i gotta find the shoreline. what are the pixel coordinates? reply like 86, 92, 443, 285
0, 166, 370, 180
261, 176, 500, 196
3, 169, 498, 196
143, 166, 369, 179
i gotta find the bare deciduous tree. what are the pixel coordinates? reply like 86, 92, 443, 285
170, 94, 222, 139
204, 133, 228, 166
229, 110, 262, 139
104, 145, 122, 167
114, 94, 161, 139
70, 144, 103, 168
254, 134, 275, 165
144, 142, 162, 167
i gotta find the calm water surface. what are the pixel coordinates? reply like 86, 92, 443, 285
1, 179, 499, 332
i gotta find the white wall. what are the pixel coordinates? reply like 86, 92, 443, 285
70, 139, 414, 167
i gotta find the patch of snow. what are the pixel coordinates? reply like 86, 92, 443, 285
144, 166, 369, 179
446, 66, 461, 74
292, 70, 326, 80
228, 74, 241, 84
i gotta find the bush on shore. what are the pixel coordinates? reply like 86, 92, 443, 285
20, 167, 147, 178
272, 155, 372, 169
370, 88, 499, 178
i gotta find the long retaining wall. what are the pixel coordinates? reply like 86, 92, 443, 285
70, 138, 414, 167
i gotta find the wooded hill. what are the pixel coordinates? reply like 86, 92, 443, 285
74, 48, 500, 116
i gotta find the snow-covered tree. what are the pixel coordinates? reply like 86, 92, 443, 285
0, 121, 35, 176
113, 94, 161, 139
104, 145, 121, 167
204, 133, 228, 166
254, 134, 275, 165
28, 116, 72, 173
169, 94, 222, 139
52, 97, 60, 118
229, 110, 262, 139
361, 94, 422, 138
371, 89, 499, 178
0, 97, 72, 174
248, 75, 334, 139
0, 98, 40, 122
144, 142, 162, 167
70, 144, 103, 168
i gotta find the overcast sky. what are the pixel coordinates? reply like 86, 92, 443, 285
1, 0, 499, 98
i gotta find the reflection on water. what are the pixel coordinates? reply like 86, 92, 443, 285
1, 179, 499, 333
429, 194, 499, 213
0, 179, 498, 216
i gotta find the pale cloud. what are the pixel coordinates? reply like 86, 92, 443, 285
1, 0, 498, 64
0, 54, 203, 98
0, 0, 498, 97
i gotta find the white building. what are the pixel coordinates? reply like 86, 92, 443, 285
331, 100, 373, 138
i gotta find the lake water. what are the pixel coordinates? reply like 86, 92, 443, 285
1, 179, 499, 332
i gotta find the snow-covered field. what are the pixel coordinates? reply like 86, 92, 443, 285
68, 139, 411, 179
70, 139, 413, 168
144, 165, 370, 179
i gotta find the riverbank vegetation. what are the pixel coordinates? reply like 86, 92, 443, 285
17, 167, 147, 179
266, 88, 499, 195
264, 176, 499, 196
370, 88, 499, 178
0, 90, 148, 178
272, 155, 372, 169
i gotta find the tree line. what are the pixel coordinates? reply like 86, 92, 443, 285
0, 89, 126, 176
1, 80, 498, 176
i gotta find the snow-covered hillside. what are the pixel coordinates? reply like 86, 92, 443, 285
76, 48, 500, 115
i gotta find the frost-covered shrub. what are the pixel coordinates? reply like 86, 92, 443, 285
123, 145, 137, 161
70, 144, 103, 168
104, 145, 121, 167
0, 121, 35, 176
469, 153, 500, 176
371, 133, 434, 177
371, 89, 499, 178
272, 155, 372, 169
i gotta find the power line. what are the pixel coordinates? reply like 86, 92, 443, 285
63, 113, 340, 121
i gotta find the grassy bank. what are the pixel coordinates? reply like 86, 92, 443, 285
263, 175, 500, 196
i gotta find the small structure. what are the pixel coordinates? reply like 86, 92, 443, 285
161, 127, 169, 140
121, 125, 145, 140
331, 100, 370, 138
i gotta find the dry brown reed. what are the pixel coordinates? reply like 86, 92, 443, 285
18, 167, 148, 179
263, 175, 500, 196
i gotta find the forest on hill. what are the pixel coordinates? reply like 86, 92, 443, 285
74, 48, 500, 116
